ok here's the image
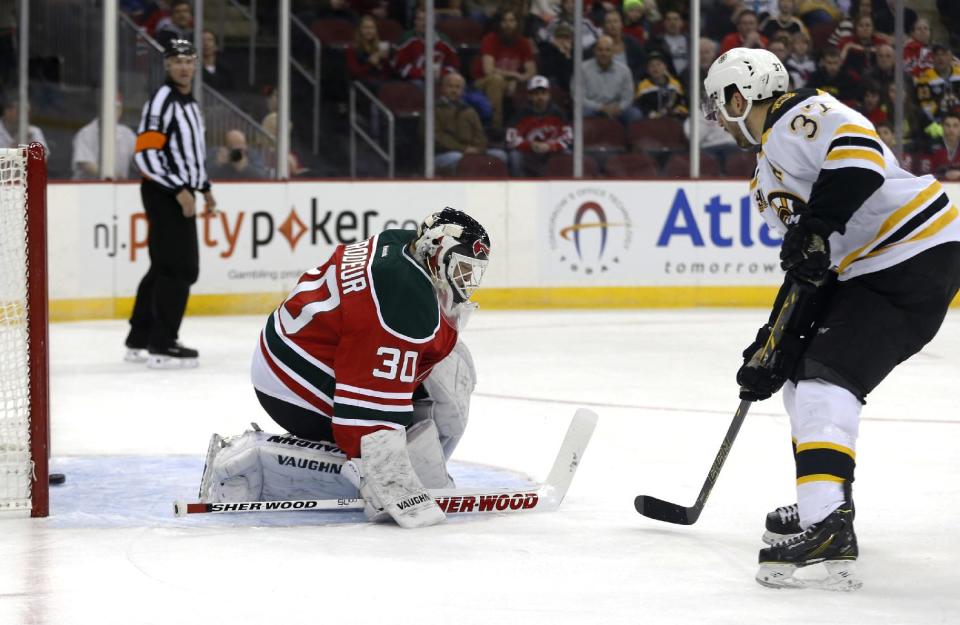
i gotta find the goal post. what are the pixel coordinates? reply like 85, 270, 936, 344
0, 142, 49, 518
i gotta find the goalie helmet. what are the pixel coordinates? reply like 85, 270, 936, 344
413, 208, 491, 327
703, 47, 789, 145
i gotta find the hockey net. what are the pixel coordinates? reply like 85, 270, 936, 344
0, 144, 49, 518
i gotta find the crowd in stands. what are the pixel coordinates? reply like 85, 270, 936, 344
15, 0, 960, 180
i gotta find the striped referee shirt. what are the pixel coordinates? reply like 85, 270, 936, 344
134, 80, 211, 193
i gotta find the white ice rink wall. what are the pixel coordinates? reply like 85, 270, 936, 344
46, 180, 960, 321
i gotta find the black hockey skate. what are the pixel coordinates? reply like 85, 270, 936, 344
756, 505, 861, 591
763, 504, 802, 545
147, 342, 199, 369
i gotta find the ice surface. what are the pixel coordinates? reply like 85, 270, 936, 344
1, 310, 958, 625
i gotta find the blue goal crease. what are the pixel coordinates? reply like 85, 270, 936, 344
44, 455, 536, 529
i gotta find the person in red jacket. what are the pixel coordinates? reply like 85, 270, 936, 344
393, 7, 460, 82
931, 112, 960, 180
346, 15, 392, 86
505, 75, 572, 176
476, 9, 537, 130
720, 10, 768, 55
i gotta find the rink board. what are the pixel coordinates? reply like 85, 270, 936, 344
45, 180, 960, 320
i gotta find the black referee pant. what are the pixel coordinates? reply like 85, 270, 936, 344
126, 180, 200, 351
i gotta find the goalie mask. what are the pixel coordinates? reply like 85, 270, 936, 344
413, 208, 491, 329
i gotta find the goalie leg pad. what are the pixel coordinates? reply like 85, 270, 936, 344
343, 428, 446, 528
414, 339, 476, 459
407, 419, 455, 489
199, 429, 358, 503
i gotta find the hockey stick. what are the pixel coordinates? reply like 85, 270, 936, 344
174, 407, 598, 517
634, 280, 815, 525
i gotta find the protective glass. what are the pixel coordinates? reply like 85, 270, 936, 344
702, 91, 722, 122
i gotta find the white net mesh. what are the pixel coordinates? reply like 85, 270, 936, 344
0, 147, 32, 516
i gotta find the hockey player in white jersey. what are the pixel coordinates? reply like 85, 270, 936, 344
704, 48, 960, 590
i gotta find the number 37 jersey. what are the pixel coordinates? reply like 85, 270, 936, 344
752, 89, 960, 280
251, 229, 458, 457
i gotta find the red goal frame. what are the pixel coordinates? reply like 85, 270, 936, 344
26, 142, 49, 518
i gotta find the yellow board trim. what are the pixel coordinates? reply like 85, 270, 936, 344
48, 286, 960, 323
795, 441, 856, 459
825, 148, 885, 169
833, 124, 880, 140
797, 474, 846, 485
838, 180, 944, 271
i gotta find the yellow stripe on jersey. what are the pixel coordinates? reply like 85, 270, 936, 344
861, 204, 959, 261
825, 148, 885, 169
797, 474, 846, 485
750, 177, 758, 190
833, 124, 881, 140
838, 180, 944, 271
795, 441, 856, 459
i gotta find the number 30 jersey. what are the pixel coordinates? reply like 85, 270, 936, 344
752, 89, 960, 280
251, 229, 458, 457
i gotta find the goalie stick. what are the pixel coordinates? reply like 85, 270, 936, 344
175, 408, 597, 517
635, 278, 824, 525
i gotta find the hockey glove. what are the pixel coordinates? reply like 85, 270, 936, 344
780, 214, 833, 283
736, 324, 805, 401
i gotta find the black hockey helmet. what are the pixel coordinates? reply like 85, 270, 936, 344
413, 207, 491, 308
164, 39, 197, 59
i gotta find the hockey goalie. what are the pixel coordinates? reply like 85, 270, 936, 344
199, 208, 491, 528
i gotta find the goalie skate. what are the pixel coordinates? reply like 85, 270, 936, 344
756, 505, 862, 592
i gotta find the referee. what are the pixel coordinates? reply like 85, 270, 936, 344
126, 39, 217, 369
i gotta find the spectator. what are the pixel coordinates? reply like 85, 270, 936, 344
863, 43, 896, 90
622, 0, 648, 44
505, 75, 572, 176
201, 30, 235, 92
876, 119, 896, 150
209, 129, 267, 180
767, 37, 789, 66
786, 30, 816, 88
859, 81, 888, 127
904, 17, 933, 77
759, 0, 808, 42
347, 15, 392, 85
541, 0, 600, 51
646, 9, 688, 77
704, 0, 743, 43
71, 94, 136, 180
808, 46, 861, 103
476, 10, 537, 131
429, 72, 506, 175
634, 51, 687, 120
582, 35, 638, 124
680, 37, 718, 97
539, 22, 574, 91
684, 88, 738, 172
931, 112, 960, 180
0, 95, 48, 154
720, 10, 768, 55
914, 43, 960, 128
837, 14, 888, 76
393, 8, 460, 82
155, 0, 193, 49
602, 10, 646, 81
316, 0, 357, 22
261, 113, 308, 176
